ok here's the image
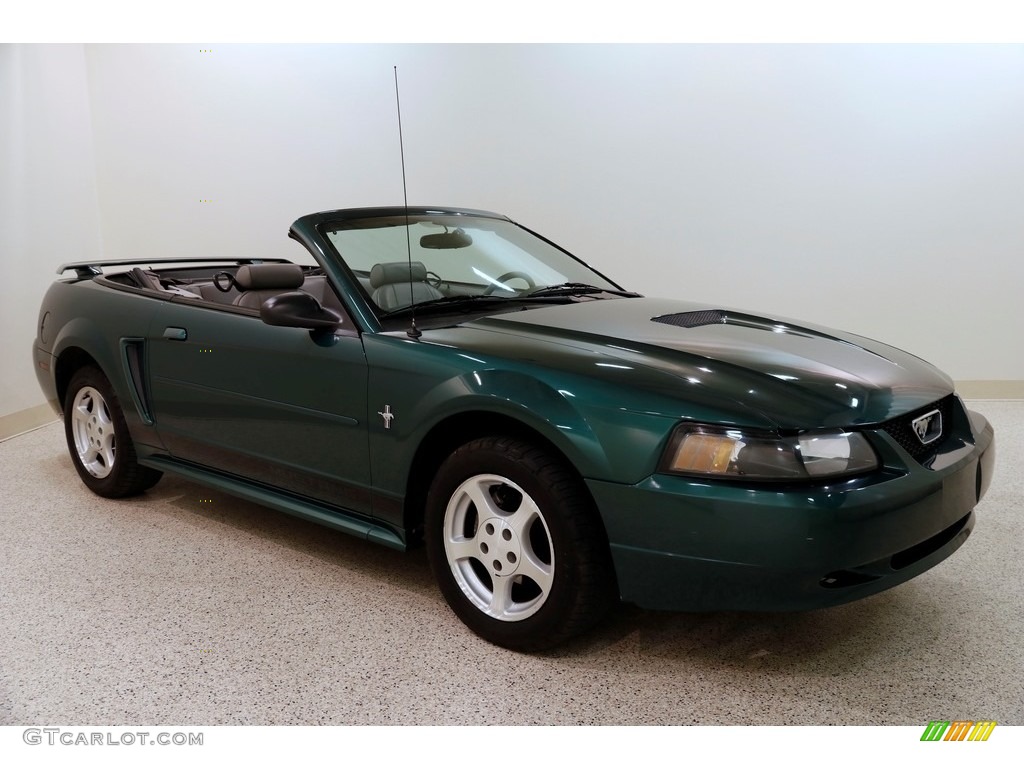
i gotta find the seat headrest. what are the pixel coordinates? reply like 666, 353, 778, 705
234, 264, 304, 291
370, 261, 428, 289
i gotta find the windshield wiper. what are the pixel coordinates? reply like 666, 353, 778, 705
525, 282, 640, 298
379, 293, 514, 318
379, 284, 640, 318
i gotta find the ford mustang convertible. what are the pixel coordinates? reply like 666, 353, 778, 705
33, 207, 995, 650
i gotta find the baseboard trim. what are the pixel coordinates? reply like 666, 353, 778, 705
0, 403, 60, 442
956, 380, 1024, 400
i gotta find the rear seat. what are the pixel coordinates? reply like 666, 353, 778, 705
135, 264, 347, 314
194, 281, 239, 304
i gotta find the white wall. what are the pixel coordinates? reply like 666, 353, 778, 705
84, 44, 1024, 382
0, 44, 103, 420
5, 44, 1023, 422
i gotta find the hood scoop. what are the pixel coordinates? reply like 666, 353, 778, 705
652, 309, 821, 341
652, 309, 728, 328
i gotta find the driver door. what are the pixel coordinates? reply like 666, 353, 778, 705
146, 293, 372, 516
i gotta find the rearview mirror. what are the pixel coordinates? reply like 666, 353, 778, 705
420, 228, 473, 249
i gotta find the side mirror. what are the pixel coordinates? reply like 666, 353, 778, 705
260, 291, 342, 332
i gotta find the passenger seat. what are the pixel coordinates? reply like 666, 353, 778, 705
370, 261, 443, 310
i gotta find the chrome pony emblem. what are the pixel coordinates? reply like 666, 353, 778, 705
378, 405, 395, 430
911, 409, 942, 445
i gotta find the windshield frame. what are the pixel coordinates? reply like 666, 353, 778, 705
304, 207, 629, 331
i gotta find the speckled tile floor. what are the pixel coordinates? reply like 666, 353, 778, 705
1, 401, 1021, 725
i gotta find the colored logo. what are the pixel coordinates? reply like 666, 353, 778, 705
921, 720, 996, 741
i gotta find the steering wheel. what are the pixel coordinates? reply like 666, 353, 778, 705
424, 270, 444, 289
484, 271, 536, 295
213, 271, 241, 293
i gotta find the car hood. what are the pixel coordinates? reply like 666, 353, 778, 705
460, 297, 953, 429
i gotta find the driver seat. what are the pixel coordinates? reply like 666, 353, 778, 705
370, 261, 443, 311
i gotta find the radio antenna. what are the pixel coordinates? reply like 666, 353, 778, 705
394, 66, 421, 339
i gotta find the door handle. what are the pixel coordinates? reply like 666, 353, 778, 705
163, 327, 188, 341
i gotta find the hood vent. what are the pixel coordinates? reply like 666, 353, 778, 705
651, 310, 728, 329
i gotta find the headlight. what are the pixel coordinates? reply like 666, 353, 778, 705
660, 424, 879, 481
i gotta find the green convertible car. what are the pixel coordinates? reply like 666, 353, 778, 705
34, 207, 995, 650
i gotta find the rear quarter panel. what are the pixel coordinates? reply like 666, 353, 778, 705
37, 278, 166, 451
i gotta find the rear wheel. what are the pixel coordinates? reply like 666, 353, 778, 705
425, 436, 615, 651
64, 366, 162, 497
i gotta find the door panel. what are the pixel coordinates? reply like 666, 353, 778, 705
147, 301, 371, 515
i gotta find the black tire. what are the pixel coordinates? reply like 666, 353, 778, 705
425, 436, 616, 651
63, 366, 162, 498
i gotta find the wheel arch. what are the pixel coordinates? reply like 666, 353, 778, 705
54, 346, 103, 413
61, 361, 164, 497
52, 329, 160, 451
402, 410, 608, 547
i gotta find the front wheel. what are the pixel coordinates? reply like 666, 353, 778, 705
425, 436, 615, 651
64, 366, 162, 498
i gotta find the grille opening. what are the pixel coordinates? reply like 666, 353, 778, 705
891, 512, 971, 570
877, 395, 956, 463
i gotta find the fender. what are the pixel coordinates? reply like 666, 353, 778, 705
366, 362, 679, 507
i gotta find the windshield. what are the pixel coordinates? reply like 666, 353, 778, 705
323, 214, 623, 315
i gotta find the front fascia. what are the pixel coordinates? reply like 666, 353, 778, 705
592, 404, 994, 611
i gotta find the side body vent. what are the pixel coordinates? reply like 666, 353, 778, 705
651, 310, 728, 329
119, 337, 155, 425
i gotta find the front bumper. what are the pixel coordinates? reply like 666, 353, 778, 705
588, 406, 995, 612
